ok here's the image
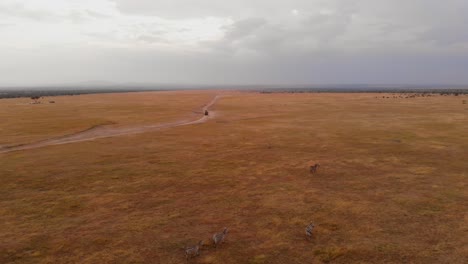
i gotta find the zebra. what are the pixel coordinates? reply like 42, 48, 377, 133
212, 227, 228, 248
184, 240, 203, 261
305, 223, 315, 239
310, 163, 320, 174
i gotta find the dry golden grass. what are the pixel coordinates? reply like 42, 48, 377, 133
0, 91, 214, 146
0, 91, 467, 263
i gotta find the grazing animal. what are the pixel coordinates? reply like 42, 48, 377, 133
185, 240, 203, 261
310, 163, 320, 174
305, 223, 315, 239
212, 227, 228, 248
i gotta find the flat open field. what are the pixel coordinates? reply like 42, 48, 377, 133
1, 91, 467, 263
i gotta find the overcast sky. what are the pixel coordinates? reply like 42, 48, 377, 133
1, 0, 468, 86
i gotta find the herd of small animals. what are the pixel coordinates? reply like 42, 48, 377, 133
184, 164, 320, 261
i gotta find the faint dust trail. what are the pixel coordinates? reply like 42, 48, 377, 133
0, 95, 222, 154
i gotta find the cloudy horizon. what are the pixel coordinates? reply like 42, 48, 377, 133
1, 0, 468, 87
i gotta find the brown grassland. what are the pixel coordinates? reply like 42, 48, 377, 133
0, 90, 467, 263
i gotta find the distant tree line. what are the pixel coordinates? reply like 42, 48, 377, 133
0, 88, 168, 99
256, 88, 468, 94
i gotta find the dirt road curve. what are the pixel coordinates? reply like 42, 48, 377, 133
0, 95, 221, 154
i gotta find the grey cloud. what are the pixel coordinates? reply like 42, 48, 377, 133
104, 0, 468, 51
417, 5, 468, 46
0, 2, 110, 23
67, 9, 111, 23
113, 0, 302, 19
208, 13, 353, 55
112, 0, 360, 20
0, 2, 58, 21
354, 0, 468, 47
137, 35, 169, 44
204, 0, 468, 56
1, 0, 468, 86
209, 17, 285, 54
114, 0, 225, 18
301, 12, 352, 43
223, 18, 267, 41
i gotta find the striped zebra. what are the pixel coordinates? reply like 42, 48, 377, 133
184, 240, 203, 261
212, 227, 228, 248
305, 223, 315, 239
310, 163, 320, 174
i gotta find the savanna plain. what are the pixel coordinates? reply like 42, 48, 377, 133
0, 90, 467, 263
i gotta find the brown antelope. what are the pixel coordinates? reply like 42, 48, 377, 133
212, 227, 228, 248
184, 240, 203, 261
310, 163, 320, 174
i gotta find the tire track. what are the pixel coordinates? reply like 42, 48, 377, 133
0, 95, 221, 154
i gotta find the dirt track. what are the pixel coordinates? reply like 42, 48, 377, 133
0, 95, 221, 154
